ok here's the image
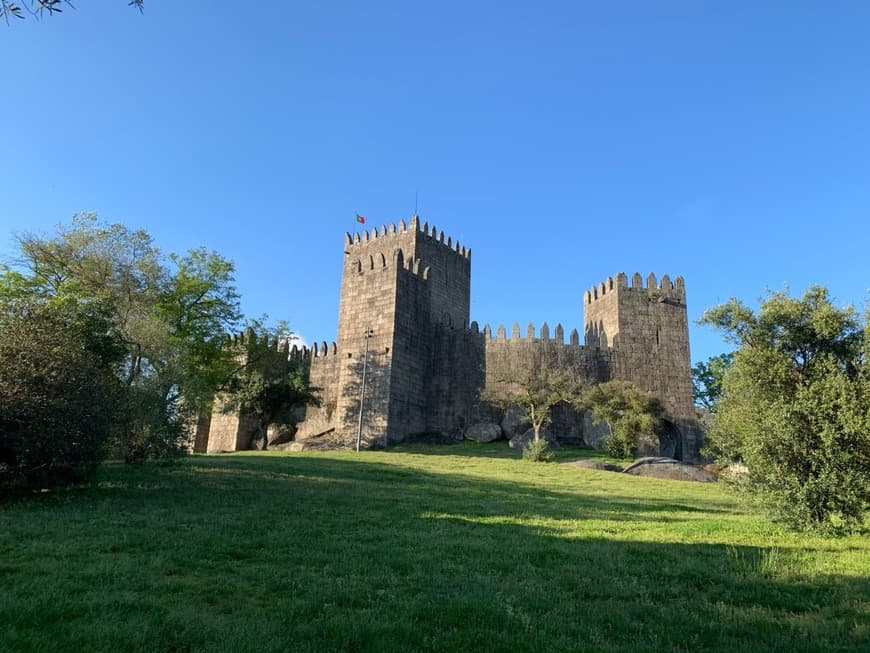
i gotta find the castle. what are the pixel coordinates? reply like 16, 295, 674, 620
196, 216, 703, 459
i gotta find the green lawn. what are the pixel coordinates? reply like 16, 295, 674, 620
1, 444, 867, 652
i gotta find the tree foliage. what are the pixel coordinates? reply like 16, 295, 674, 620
692, 352, 733, 412
220, 327, 320, 450
1, 1, 142, 24
2, 213, 244, 470
0, 298, 122, 486
576, 381, 664, 459
701, 287, 869, 534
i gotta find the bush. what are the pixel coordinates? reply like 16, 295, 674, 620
523, 439, 555, 462
111, 387, 191, 464
701, 287, 869, 534
577, 381, 663, 459
0, 300, 121, 487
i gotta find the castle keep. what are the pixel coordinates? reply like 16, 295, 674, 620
199, 217, 703, 459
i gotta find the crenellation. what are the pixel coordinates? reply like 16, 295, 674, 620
615, 272, 628, 289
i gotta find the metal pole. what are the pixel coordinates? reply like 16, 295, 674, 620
355, 329, 373, 452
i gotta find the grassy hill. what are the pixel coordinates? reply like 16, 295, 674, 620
1, 444, 867, 652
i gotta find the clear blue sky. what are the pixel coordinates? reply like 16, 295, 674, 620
2, 2, 868, 364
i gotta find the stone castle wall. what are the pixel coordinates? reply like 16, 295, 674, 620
199, 217, 703, 460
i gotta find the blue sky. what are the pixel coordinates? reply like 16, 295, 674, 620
1, 2, 868, 364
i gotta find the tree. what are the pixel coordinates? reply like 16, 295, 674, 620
1, 1, 142, 24
220, 327, 320, 450
692, 353, 733, 412
700, 286, 869, 534
0, 297, 123, 487
5, 213, 244, 461
576, 381, 664, 459
484, 358, 578, 459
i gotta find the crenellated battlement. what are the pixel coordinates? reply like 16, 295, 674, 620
223, 328, 340, 362
344, 215, 471, 260
348, 248, 432, 280
465, 320, 583, 346
288, 340, 339, 361
584, 272, 686, 304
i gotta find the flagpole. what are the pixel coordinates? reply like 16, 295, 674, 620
355, 328, 374, 452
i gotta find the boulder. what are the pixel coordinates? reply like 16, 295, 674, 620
249, 429, 267, 451
509, 427, 560, 450
267, 423, 297, 447
623, 457, 717, 483
464, 422, 502, 443
634, 431, 661, 458
499, 405, 528, 439
565, 459, 624, 472
581, 412, 610, 448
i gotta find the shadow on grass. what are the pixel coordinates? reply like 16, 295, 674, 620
1, 453, 867, 652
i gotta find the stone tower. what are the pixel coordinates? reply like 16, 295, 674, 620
583, 272, 698, 455
333, 216, 471, 445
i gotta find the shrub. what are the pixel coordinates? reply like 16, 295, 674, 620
0, 300, 121, 487
523, 439, 554, 463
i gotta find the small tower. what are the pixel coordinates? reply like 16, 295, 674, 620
583, 273, 698, 457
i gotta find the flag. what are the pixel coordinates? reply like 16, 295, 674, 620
356, 214, 366, 224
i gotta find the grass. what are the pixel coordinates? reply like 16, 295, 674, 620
1, 443, 867, 652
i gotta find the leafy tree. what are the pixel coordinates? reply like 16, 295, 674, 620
1, 1, 142, 24
692, 352, 733, 412
576, 381, 664, 459
0, 297, 123, 487
220, 327, 320, 450
700, 286, 869, 534
484, 358, 578, 445
5, 213, 244, 460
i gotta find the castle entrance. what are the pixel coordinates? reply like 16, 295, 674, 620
658, 420, 683, 460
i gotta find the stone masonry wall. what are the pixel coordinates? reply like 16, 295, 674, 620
387, 263, 433, 441
333, 249, 400, 445
427, 321, 613, 437
293, 344, 341, 440
206, 393, 258, 452
412, 220, 471, 329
